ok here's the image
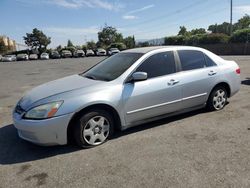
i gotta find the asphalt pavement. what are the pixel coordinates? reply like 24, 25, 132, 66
0, 56, 250, 188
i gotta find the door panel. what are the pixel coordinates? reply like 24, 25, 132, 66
123, 75, 182, 125
178, 68, 219, 109
177, 50, 220, 109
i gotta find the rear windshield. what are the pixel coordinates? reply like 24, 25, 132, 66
82, 52, 143, 81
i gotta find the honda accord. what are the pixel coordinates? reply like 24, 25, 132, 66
13, 46, 241, 148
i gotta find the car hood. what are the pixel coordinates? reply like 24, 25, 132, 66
19, 74, 103, 109
111, 49, 119, 52
98, 49, 106, 52
2, 57, 11, 60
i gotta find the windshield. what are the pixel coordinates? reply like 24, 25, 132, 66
82, 52, 143, 81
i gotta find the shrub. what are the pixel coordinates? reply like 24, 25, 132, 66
230, 28, 250, 43
198, 33, 229, 44
164, 35, 186, 45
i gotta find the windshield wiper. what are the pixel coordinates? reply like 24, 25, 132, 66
84, 75, 97, 80
84, 74, 110, 81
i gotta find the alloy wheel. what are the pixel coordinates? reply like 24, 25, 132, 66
82, 116, 110, 146
213, 89, 227, 110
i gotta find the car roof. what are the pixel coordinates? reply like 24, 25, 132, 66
123, 46, 204, 54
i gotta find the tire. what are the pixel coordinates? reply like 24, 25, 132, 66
207, 86, 228, 111
73, 109, 114, 148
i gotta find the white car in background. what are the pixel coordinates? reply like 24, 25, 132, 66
108, 48, 120, 56
96, 48, 106, 56
86, 49, 95, 56
2, 55, 17, 62
73, 50, 85, 58
40, 53, 49, 60
29, 54, 38, 60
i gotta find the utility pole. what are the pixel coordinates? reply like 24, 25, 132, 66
230, 0, 233, 36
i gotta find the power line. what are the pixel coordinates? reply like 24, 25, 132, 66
117, 0, 228, 38
125, 2, 228, 37
116, 0, 206, 28
131, 7, 228, 40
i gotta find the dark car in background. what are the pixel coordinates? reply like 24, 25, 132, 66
50, 51, 61, 59
61, 50, 72, 58
16, 54, 29, 61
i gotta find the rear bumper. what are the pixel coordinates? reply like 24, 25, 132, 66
229, 75, 241, 97
13, 112, 74, 146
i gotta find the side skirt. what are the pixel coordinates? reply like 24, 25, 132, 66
121, 104, 206, 131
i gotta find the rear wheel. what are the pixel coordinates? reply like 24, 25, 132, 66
207, 86, 228, 111
73, 110, 114, 148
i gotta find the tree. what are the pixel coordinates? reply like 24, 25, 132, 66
234, 14, 250, 30
208, 22, 231, 35
56, 45, 62, 52
208, 15, 250, 35
67, 40, 74, 47
108, 43, 126, 51
98, 25, 123, 47
124, 36, 135, 49
190, 28, 206, 35
23, 28, 51, 52
115, 33, 124, 43
75, 45, 82, 49
86, 41, 96, 49
178, 26, 188, 36
81, 45, 87, 51
137, 41, 150, 47
164, 36, 186, 45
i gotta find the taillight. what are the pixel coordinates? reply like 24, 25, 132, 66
236, 68, 240, 74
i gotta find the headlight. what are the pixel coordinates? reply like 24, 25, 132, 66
24, 101, 63, 119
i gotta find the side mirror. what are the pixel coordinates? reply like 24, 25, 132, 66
131, 72, 148, 82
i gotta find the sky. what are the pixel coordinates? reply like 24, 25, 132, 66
0, 0, 250, 48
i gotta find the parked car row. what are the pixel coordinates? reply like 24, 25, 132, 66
0, 48, 120, 62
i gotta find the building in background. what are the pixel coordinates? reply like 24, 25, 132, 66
0, 35, 17, 52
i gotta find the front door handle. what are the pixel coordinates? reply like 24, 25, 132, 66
208, 70, 217, 76
168, 79, 179, 86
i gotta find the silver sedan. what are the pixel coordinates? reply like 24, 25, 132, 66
13, 46, 241, 148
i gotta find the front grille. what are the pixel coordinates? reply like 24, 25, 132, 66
15, 104, 25, 115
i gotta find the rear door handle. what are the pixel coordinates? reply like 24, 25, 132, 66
208, 70, 217, 76
168, 79, 179, 86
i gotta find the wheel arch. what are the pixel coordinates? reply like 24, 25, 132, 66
67, 103, 121, 144
210, 82, 231, 98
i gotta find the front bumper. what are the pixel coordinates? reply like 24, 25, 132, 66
13, 112, 74, 146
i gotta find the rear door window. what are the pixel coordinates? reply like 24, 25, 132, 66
204, 54, 217, 67
178, 50, 206, 71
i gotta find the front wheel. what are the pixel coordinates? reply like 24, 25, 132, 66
207, 86, 228, 111
73, 110, 114, 148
